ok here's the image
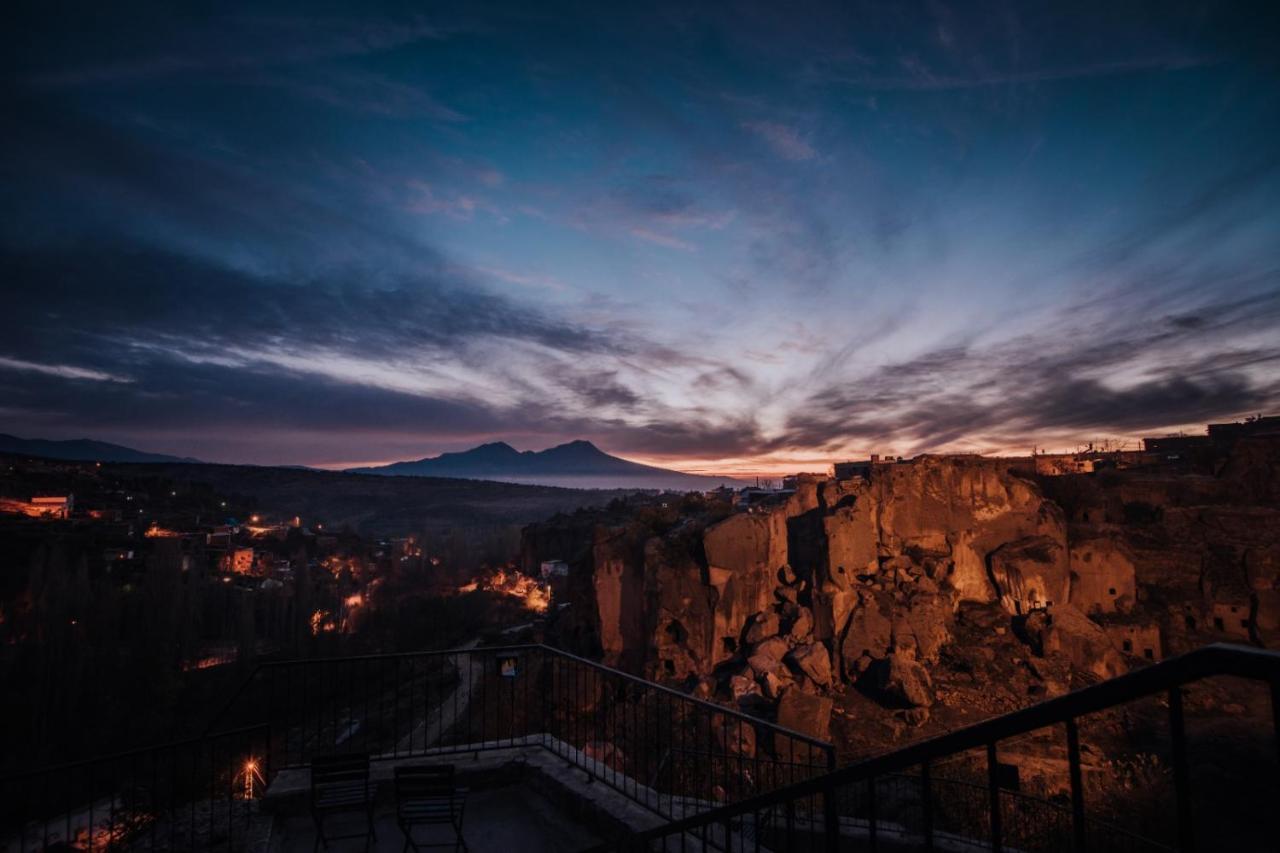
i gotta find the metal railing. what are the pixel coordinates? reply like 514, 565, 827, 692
828, 772, 1174, 853
622, 643, 1280, 852
1, 724, 269, 853
202, 643, 834, 822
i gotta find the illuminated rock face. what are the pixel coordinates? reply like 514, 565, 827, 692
989, 535, 1070, 614
586, 458, 1091, 711
1069, 534, 1137, 615
521, 436, 1280, 748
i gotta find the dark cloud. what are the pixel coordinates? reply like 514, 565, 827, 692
0, 247, 625, 368
780, 287, 1280, 453
1, 1, 1277, 470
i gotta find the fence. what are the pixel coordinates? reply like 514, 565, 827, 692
202, 643, 834, 821
1, 724, 269, 853
625, 643, 1280, 852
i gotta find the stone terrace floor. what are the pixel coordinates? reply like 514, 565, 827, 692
267, 784, 601, 852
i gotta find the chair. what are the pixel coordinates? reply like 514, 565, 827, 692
310, 752, 376, 852
394, 764, 469, 852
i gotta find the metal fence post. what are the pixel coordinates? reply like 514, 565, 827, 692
1168, 687, 1194, 851
987, 742, 1002, 853
1066, 717, 1087, 851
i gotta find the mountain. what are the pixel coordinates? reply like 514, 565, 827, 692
348, 440, 745, 490
0, 433, 199, 464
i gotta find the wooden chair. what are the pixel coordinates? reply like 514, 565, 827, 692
394, 764, 469, 852
310, 753, 376, 852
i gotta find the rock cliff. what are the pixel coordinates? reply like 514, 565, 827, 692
522, 440, 1280, 741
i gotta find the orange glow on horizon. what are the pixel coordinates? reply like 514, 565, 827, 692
304, 429, 1167, 482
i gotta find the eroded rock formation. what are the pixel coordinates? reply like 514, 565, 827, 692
523, 439, 1280, 741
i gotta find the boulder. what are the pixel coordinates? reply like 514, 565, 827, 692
1026, 605, 1126, 680
789, 643, 834, 687
877, 652, 934, 707
761, 670, 788, 699
789, 607, 814, 640
729, 674, 763, 702
704, 513, 788, 667
776, 689, 834, 740
752, 635, 790, 662
748, 651, 783, 676
895, 592, 954, 662
745, 611, 781, 644
841, 594, 894, 667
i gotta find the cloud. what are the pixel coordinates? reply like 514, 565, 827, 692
0, 357, 132, 384
573, 175, 734, 251
404, 180, 490, 220
741, 121, 817, 161
629, 227, 697, 251
779, 286, 1280, 454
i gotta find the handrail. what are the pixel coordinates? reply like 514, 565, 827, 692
0, 723, 272, 783
204, 642, 835, 751
888, 771, 1175, 851
628, 643, 1280, 847
1, 723, 272, 852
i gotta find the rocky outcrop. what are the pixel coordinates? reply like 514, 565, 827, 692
527, 439, 1280, 731
1068, 532, 1137, 615
776, 689, 834, 740
1024, 605, 1126, 680
526, 456, 1094, 725
876, 651, 935, 707
989, 535, 1069, 615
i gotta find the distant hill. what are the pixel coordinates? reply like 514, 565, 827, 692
0, 433, 198, 464
108, 461, 637, 535
349, 440, 744, 490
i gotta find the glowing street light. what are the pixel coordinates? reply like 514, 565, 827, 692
240, 757, 265, 799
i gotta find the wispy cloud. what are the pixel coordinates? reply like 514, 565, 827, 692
741, 121, 817, 161
629, 227, 697, 251
0, 357, 132, 384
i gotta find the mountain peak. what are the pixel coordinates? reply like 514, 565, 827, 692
350, 438, 743, 489
471, 441, 518, 454
543, 439, 606, 456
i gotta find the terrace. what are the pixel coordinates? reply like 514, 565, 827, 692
3, 643, 1279, 852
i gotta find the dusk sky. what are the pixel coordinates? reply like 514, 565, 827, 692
3, 2, 1279, 476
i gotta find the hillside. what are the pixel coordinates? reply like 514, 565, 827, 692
0, 433, 197, 464
104, 461, 636, 534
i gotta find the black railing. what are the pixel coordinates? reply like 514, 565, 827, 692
622, 643, 1280, 852
829, 772, 1174, 853
202, 643, 834, 822
1, 724, 269, 853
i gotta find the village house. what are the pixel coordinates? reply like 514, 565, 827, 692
1101, 618, 1164, 661
1068, 536, 1137, 614
1210, 597, 1253, 639
0, 494, 74, 519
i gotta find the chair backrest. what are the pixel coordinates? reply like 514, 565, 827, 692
395, 764, 456, 800
311, 753, 370, 793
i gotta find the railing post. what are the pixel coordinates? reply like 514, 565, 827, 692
1065, 717, 1086, 851
822, 774, 839, 853
921, 758, 933, 851
1168, 687, 1194, 851
1271, 678, 1280, 772
987, 742, 1002, 853
867, 775, 878, 852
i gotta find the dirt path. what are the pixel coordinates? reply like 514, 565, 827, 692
395, 638, 484, 753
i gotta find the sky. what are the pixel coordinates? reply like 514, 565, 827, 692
2, 2, 1279, 476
